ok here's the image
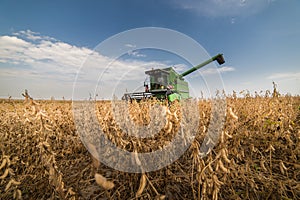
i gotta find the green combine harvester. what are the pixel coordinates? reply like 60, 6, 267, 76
123, 54, 225, 102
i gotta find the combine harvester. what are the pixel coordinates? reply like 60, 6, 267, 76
123, 54, 225, 102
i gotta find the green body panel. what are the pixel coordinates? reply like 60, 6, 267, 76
175, 79, 189, 99
168, 93, 181, 102
145, 67, 190, 100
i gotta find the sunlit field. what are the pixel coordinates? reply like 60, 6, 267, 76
0, 91, 299, 199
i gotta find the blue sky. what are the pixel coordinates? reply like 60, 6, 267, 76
0, 0, 299, 99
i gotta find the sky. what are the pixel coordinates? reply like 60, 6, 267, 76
0, 0, 299, 99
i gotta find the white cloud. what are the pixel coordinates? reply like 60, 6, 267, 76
0, 30, 236, 99
1, 35, 30, 46
13, 29, 57, 41
0, 34, 91, 80
125, 43, 136, 48
172, 63, 190, 73
3, 31, 184, 83
201, 66, 235, 75
0, 31, 172, 99
219, 66, 235, 73
127, 50, 146, 58
173, 0, 272, 17
267, 72, 300, 80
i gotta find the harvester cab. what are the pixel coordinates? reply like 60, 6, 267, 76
123, 54, 225, 102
